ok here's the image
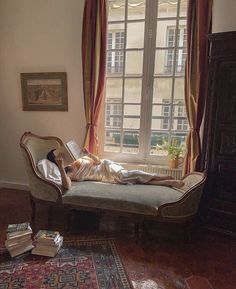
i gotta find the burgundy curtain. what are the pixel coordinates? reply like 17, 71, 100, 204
82, 0, 107, 154
183, 0, 213, 174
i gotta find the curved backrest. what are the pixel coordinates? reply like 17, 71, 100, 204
20, 132, 64, 202
20, 132, 63, 167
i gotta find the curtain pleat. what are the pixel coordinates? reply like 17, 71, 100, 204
82, 0, 107, 154
183, 0, 213, 174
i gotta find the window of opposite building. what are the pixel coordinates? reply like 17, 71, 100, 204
102, 0, 188, 164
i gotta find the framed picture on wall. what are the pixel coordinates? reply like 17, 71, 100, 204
21, 72, 68, 111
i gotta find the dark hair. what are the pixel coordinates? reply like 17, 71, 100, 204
47, 149, 56, 165
47, 149, 72, 174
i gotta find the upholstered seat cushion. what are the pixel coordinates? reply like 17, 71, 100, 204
62, 181, 183, 216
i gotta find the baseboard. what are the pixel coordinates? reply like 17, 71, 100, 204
0, 180, 29, 191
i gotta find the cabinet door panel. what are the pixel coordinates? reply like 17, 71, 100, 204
214, 162, 236, 202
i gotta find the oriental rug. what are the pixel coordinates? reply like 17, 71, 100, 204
0, 239, 133, 289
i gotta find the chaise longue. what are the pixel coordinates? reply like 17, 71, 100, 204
20, 132, 206, 239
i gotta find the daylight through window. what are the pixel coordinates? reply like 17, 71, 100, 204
103, 0, 188, 163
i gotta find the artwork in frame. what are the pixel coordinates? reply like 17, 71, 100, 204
21, 72, 68, 111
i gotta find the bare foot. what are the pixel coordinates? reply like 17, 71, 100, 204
170, 180, 184, 188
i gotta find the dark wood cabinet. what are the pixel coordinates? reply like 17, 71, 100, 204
201, 31, 236, 236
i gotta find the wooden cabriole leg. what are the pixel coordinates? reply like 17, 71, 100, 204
48, 204, 53, 229
30, 196, 36, 232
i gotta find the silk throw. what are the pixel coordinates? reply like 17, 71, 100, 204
82, 0, 107, 154
183, 0, 213, 174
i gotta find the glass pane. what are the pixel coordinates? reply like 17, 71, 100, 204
108, 0, 125, 21
178, 21, 187, 47
155, 50, 174, 76
108, 24, 125, 49
105, 103, 122, 128
175, 49, 186, 75
106, 78, 123, 101
152, 104, 172, 130
124, 104, 140, 115
124, 78, 142, 103
174, 78, 184, 100
105, 129, 121, 152
156, 20, 177, 47
173, 103, 185, 117
171, 133, 187, 147
107, 51, 124, 75
150, 131, 169, 155
122, 130, 139, 153
125, 51, 143, 75
127, 22, 145, 48
128, 0, 146, 20
123, 118, 140, 129
180, 0, 188, 17
157, 0, 178, 18
153, 78, 172, 103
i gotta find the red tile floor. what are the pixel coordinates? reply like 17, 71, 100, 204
0, 188, 235, 289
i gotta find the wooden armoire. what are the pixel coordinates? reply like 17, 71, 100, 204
201, 31, 236, 236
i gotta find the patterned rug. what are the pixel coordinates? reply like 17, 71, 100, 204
0, 239, 133, 289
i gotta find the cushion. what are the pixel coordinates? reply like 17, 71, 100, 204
37, 159, 62, 186
62, 181, 183, 216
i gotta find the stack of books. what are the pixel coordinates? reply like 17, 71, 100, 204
5, 222, 34, 257
32, 230, 63, 257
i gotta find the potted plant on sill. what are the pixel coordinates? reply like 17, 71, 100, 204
159, 141, 184, 169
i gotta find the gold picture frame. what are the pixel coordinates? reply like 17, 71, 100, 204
21, 72, 68, 111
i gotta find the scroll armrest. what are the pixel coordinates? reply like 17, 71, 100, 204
29, 172, 63, 203
158, 172, 206, 219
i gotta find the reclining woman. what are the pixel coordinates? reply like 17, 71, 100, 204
43, 148, 184, 189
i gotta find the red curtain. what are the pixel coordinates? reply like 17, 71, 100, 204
82, 0, 107, 154
183, 0, 213, 174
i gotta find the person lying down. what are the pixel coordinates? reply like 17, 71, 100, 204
37, 147, 184, 190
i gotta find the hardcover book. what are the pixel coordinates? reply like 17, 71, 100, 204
32, 236, 63, 257
35, 230, 60, 241
54, 140, 83, 166
7, 228, 32, 240
7, 222, 30, 233
9, 244, 34, 258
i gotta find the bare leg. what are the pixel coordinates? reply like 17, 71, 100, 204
146, 179, 184, 188
150, 175, 174, 181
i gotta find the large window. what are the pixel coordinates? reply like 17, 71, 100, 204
102, 0, 188, 163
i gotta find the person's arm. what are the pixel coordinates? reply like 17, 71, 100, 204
82, 148, 101, 164
55, 155, 72, 189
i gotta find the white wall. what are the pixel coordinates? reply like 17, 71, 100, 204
0, 0, 85, 188
212, 0, 236, 32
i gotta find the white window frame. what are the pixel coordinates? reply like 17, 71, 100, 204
100, 0, 188, 164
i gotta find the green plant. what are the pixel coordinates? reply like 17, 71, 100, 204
158, 140, 183, 160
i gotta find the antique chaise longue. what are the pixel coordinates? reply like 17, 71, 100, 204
20, 132, 206, 239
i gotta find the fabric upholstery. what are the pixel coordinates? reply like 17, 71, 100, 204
62, 181, 183, 216
183, 0, 213, 173
21, 148, 61, 202
21, 132, 206, 220
82, 0, 107, 153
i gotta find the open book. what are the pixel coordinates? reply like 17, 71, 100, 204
54, 140, 83, 166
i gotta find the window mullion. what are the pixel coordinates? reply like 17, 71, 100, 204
169, 0, 181, 142
119, 0, 128, 153
139, 0, 158, 161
